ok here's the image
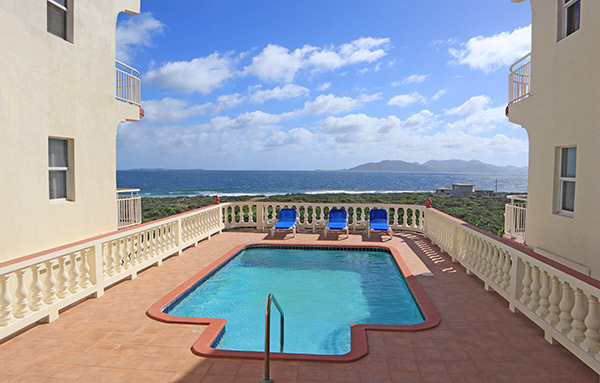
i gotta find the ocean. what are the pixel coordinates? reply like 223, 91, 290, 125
116, 170, 528, 198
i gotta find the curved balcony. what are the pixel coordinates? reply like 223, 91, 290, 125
115, 60, 141, 106
117, 188, 142, 228
508, 52, 531, 105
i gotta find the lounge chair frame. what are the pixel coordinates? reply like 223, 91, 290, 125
367, 209, 393, 240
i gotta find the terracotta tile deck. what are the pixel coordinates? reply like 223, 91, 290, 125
0, 230, 597, 383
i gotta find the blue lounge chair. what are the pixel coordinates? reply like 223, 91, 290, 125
270, 208, 297, 238
367, 209, 393, 239
324, 209, 348, 238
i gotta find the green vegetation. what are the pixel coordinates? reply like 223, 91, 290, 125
141, 192, 509, 236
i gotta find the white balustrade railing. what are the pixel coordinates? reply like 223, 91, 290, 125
117, 188, 142, 228
0, 204, 223, 340
508, 52, 531, 105
424, 208, 600, 375
221, 201, 426, 234
504, 202, 527, 242
3, 199, 600, 375
115, 60, 141, 106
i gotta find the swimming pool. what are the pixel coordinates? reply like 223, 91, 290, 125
148, 243, 439, 361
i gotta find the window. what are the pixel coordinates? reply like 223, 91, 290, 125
557, 146, 576, 214
558, 0, 581, 39
47, 0, 71, 41
49, 138, 73, 200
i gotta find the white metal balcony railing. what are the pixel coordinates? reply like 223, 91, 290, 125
2, 200, 600, 376
504, 194, 527, 242
508, 52, 531, 105
115, 60, 141, 106
117, 188, 142, 228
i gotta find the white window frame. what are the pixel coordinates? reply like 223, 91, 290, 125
558, 0, 581, 40
556, 146, 576, 216
48, 137, 74, 202
47, 0, 73, 42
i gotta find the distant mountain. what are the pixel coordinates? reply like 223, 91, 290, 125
347, 159, 527, 174
348, 160, 429, 172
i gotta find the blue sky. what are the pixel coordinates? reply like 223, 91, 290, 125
116, 0, 532, 170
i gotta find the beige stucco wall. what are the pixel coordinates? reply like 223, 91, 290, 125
508, 0, 600, 277
0, 1, 141, 262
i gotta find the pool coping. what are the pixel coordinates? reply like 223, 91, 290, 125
146, 242, 440, 362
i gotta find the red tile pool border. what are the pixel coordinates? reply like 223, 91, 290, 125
146, 242, 440, 362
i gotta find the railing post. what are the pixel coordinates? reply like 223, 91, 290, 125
176, 218, 183, 255
257, 203, 265, 231
92, 243, 104, 298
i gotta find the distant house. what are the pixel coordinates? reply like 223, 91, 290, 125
474, 188, 494, 197
435, 187, 451, 195
450, 184, 474, 198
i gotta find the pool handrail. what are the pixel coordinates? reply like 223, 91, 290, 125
263, 293, 284, 383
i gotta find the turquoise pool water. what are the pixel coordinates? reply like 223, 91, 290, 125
164, 246, 424, 355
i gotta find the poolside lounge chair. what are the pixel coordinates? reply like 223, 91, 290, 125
367, 209, 393, 240
324, 209, 349, 239
270, 208, 297, 238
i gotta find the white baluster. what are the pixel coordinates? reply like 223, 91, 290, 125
0, 274, 14, 325
501, 251, 511, 290
68, 253, 81, 293
489, 246, 499, 282
29, 264, 44, 311
102, 243, 108, 278
520, 262, 532, 305
536, 271, 550, 319
108, 241, 118, 275
557, 282, 575, 334
43, 260, 57, 304
79, 249, 91, 289
116, 239, 125, 271
128, 236, 137, 266
582, 294, 600, 353
546, 276, 561, 325
14, 269, 30, 318
56, 255, 69, 298
568, 288, 588, 344
528, 266, 541, 311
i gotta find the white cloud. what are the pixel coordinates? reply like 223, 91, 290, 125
388, 92, 425, 108
249, 84, 310, 104
244, 44, 314, 83
445, 95, 508, 133
303, 93, 380, 115
445, 95, 491, 115
116, 13, 165, 62
317, 82, 331, 91
215, 93, 244, 112
430, 89, 447, 102
449, 25, 531, 73
244, 37, 390, 83
144, 53, 235, 94
401, 74, 429, 85
320, 114, 402, 143
209, 110, 296, 132
142, 98, 212, 123
264, 127, 315, 148
403, 110, 435, 130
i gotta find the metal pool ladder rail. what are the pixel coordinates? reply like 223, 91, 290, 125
262, 293, 284, 383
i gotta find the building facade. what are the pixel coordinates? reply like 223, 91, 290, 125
0, 1, 142, 262
508, 0, 600, 277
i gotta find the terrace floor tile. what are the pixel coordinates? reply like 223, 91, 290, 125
0, 230, 597, 382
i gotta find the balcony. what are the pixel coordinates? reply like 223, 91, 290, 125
117, 188, 142, 228
504, 194, 527, 243
115, 60, 141, 106
0, 201, 598, 380
508, 52, 531, 106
